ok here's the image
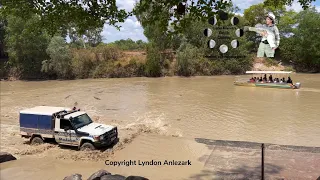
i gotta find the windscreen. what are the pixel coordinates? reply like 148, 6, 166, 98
71, 113, 93, 129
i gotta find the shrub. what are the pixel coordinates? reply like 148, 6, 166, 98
144, 44, 162, 77
210, 60, 225, 75
71, 49, 96, 79
94, 45, 124, 61
194, 58, 212, 76
175, 42, 203, 76
91, 61, 113, 78
41, 36, 73, 79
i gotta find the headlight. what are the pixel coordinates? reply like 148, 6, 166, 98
94, 135, 104, 141
99, 135, 104, 140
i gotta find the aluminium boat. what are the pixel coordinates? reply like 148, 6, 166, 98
234, 71, 301, 89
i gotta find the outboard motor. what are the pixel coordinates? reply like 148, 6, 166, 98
294, 82, 301, 89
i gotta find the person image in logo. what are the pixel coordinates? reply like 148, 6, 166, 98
244, 12, 280, 58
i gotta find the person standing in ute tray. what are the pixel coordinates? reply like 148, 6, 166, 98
244, 12, 280, 58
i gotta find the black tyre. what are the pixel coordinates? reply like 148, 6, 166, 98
80, 142, 95, 151
30, 136, 44, 145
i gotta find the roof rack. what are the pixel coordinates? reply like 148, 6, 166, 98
246, 71, 292, 74
55, 108, 80, 119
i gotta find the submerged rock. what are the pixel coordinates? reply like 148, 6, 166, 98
87, 169, 111, 180
63, 174, 82, 180
125, 176, 149, 180
0, 152, 17, 163
101, 174, 126, 180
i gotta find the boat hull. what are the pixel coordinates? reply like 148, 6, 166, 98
234, 82, 298, 89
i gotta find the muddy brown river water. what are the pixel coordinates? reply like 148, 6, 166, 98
0, 74, 320, 179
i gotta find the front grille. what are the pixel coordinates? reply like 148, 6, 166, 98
102, 127, 117, 140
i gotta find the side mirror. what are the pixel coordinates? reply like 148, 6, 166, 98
64, 126, 70, 131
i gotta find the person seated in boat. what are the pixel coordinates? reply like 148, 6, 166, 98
287, 77, 293, 84
259, 77, 263, 82
253, 77, 257, 82
268, 74, 273, 82
280, 77, 285, 83
263, 74, 267, 81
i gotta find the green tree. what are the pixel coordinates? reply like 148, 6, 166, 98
276, 10, 298, 36
144, 43, 162, 77
84, 27, 103, 47
176, 42, 203, 76
263, 0, 316, 10
1, 0, 129, 36
110, 39, 148, 50
67, 25, 86, 49
0, 10, 8, 58
1, 0, 314, 37
290, 8, 320, 72
134, 0, 312, 35
244, 3, 286, 27
65, 24, 103, 48
5, 14, 50, 78
41, 36, 73, 78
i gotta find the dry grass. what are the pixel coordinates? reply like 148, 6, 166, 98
119, 51, 146, 65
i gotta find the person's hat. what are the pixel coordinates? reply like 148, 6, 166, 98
266, 12, 276, 22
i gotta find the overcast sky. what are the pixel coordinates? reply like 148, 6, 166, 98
102, 0, 320, 43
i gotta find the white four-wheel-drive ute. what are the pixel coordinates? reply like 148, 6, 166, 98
19, 106, 118, 151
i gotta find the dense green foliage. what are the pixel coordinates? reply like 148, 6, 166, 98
4, 14, 50, 79
279, 7, 320, 72
1, 0, 312, 36
1, 0, 129, 36
41, 36, 73, 79
134, 0, 314, 36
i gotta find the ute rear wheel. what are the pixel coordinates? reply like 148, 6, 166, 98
80, 142, 96, 151
30, 136, 44, 145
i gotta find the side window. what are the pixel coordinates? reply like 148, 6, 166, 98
60, 119, 73, 130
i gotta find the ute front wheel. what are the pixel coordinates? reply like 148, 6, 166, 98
30, 136, 44, 145
80, 142, 96, 151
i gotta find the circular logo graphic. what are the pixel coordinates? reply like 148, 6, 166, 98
204, 10, 245, 56
219, 44, 228, 53
204, 28, 212, 37
208, 40, 216, 48
231, 40, 239, 48
231, 17, 239, 25
235, 28, 244, 37
208, 16, 217, 25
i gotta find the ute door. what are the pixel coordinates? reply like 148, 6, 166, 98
55, 119, 77, 146
66, 126, 79, 146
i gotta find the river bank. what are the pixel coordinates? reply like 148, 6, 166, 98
1, 48, 297, 81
